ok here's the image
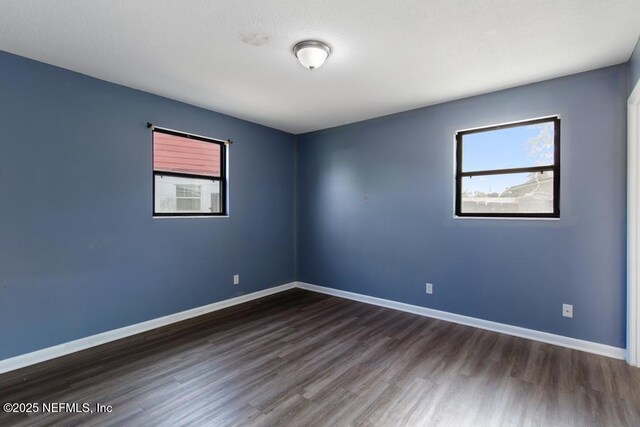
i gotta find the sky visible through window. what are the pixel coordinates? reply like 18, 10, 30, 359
462, 123, 554, 195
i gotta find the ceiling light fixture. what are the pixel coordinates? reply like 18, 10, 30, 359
293, 40, 331, 70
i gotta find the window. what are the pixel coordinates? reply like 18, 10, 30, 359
152, 128, 226, 216
455, 116, 560, 218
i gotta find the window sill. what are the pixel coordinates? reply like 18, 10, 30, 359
153, 215, 229, 219
453, 215, 560, 221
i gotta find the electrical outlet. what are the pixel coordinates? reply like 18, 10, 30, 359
233, 274, 240, 285
426, 283, 433, 294
562, 304, 573, 318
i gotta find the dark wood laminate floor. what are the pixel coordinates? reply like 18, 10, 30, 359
1, 289, 640, 426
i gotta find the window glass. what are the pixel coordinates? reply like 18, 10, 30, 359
462, 122, 554, 172
461, 171, 554, 215
455, 117, 559, 218
153, 132, 221, 176
155, 175, 221, 214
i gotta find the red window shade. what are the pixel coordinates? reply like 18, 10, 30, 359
153, 132, 221, 177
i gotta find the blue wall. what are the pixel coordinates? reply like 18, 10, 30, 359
297, 65, 629, 348
0, 51, 296, 360
631, 36, 640, 93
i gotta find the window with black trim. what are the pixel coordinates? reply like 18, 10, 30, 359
152, 128, 226, 216
455, 116, 560, 218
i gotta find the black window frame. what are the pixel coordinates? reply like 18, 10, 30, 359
152, 127, 227, 217
455, 116, 560, 219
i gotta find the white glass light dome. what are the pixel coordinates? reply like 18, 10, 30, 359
293, 40, 331, 70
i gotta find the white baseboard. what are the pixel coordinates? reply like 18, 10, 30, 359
0, 280, 626, 375
0, 282, 297, 374
296, 282, 626, 360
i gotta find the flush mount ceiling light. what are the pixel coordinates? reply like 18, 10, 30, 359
293, 40, 331, 70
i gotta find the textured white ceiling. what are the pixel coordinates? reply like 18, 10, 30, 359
0, 0, 639, 134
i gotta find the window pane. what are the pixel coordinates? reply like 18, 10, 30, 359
462, 122, 554, 172
155, 175, 221, 214
153, 132, 221, 177
461, 171, 553, 215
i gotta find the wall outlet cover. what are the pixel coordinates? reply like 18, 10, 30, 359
562, 304, 573, 318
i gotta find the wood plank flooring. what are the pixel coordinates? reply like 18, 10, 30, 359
1, 288, 640, 426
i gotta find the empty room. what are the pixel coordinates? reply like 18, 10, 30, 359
2, 1, 640, 426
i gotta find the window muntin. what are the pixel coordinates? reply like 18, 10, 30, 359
455, 117, 560, 218
152, 129, 226, 216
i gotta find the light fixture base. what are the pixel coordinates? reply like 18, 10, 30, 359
293, 40, 331, 70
